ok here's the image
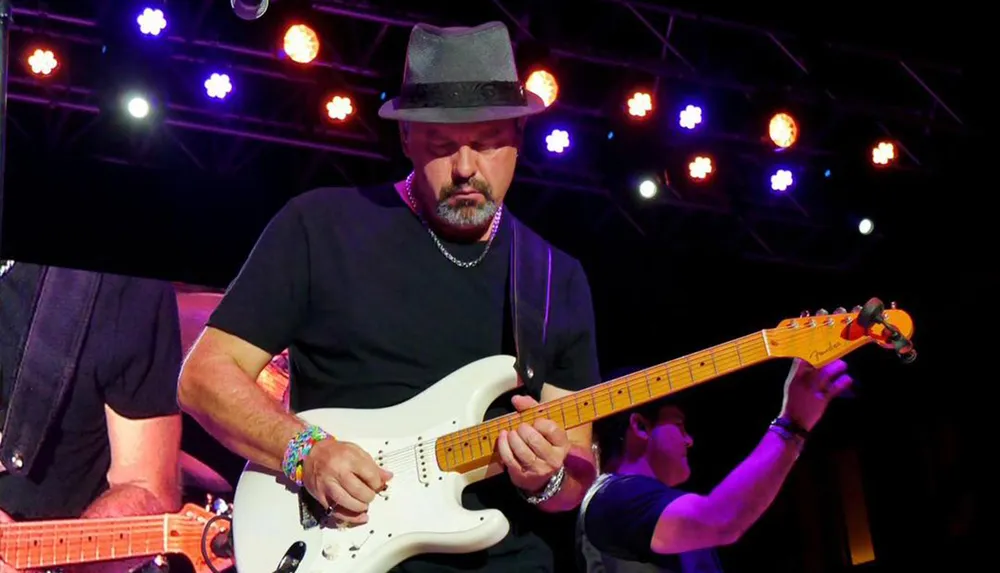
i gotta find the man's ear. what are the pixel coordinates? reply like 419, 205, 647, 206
629, 413, 650, 440
399, 121, 411, 158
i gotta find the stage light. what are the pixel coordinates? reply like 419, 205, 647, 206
638, 179, 657, 199
872, 141, 896, 166
27, 48, 57, 76
525, 70, 558, 107
688, 156, 713, 180
205, 73, 232, 99
137, 8, 167, 36
545, 129, 570, 153
325, 95, 353, 121
627, 92, 652, 118
679, 105, 702, 129
770, 169, 793, 192
283, 24, 319, 64
768, 112, 798, 149
126, 95, 151, 119
858, 218, 874, 235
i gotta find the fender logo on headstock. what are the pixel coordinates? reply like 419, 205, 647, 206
809, 340, 843, 362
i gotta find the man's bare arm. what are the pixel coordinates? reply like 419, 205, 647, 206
178, 327, 307, 471
67, 408, 183, 573
650, 430, 802, 554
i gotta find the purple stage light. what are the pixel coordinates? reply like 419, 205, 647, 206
137, 8, 167, 36
205, 73, 233, 99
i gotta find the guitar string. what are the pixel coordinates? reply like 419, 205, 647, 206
370, 323, 861, 474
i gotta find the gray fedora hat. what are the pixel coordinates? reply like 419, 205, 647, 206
378, 21, 547, 123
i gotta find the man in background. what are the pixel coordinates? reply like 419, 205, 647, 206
0, 260, 183, 573
578, 359, 853, 572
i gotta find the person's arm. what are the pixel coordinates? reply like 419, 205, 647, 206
650, 359, 853, 554
178, 202, 312, 471
533, 261, 602, 512
72, 278, 186, 573
649, 428, 803, 554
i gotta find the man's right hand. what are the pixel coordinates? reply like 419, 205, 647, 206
300, 439, 393, 524
780, 358, 853, 431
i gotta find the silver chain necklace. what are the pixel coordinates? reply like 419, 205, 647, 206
405, 173, 504, 269
0, 260, 14, 279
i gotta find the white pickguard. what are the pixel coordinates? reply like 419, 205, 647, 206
231, 355, 521, 573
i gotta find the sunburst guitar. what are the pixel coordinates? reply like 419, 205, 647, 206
230, 297, 915, 573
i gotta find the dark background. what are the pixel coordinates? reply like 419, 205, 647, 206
1, 1, 982, 572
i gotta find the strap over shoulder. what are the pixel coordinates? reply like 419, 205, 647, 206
0, 266, 102, 477
508, 217, 552, 398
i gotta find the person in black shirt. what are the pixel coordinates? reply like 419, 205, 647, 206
178, 21, 601, 572
0, 261, 183, 573
578, 359, 854, 573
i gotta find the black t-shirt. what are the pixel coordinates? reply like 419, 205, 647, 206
208, 184, 601, 572
0, 264, 182, 520
578, 474, 723, 573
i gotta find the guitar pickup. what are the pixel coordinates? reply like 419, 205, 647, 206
298, 490, 326, 530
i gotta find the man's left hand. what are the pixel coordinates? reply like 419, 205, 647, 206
496, 395, 571, 493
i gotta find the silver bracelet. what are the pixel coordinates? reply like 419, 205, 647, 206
521, 465, 567, 505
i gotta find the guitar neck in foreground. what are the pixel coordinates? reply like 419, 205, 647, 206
434, 330, 769, 475
435, 302, 915, 476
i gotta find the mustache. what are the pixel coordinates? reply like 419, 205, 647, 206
440, 179, 493, 201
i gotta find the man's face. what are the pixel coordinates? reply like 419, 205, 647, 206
401, 119, 521, 234
644, 406, 693, 486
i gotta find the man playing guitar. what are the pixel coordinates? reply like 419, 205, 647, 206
0, 261, 184, 573
179, 21, 602, 573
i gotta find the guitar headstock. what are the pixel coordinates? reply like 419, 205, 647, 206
766, 297, 916, 368
167, 500, 233, 573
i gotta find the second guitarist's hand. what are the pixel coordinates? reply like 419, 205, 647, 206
300, 439, 393, 524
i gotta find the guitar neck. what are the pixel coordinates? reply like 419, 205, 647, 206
0, 514, 173, 570
435, 330, 773, 475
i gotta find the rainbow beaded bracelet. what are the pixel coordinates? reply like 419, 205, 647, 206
281, 425, 332, 487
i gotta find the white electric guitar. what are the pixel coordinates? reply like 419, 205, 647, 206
230, 299, 915, 573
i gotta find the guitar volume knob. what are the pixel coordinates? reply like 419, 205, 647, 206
322, 544, 339, 559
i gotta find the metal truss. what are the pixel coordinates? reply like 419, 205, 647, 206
6, 1, 963, 272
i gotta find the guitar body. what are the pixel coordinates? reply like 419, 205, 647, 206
230, 355, 520, 573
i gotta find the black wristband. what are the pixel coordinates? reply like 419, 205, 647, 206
771, 416, 809, 438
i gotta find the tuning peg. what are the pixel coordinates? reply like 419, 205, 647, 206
890, 301, 897, 309
852, 305, 862, 313
833, 307, 846, 314
800, 310, 810, 317
815, 308, 828, 316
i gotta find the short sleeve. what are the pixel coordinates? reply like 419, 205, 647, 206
584, 475, 687, 562
208, 200, 310, 355
546, 259, 601, 392
103, 277, 182, 419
